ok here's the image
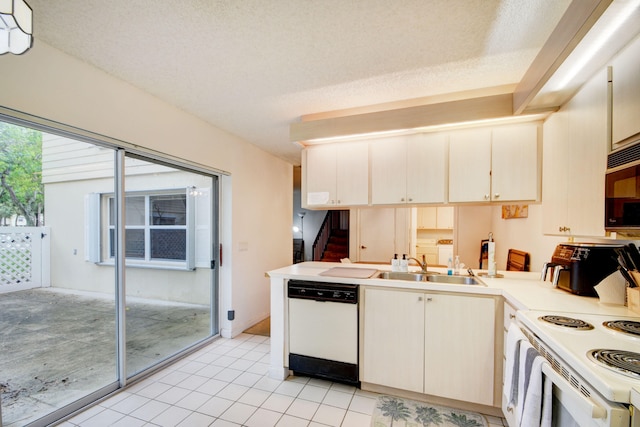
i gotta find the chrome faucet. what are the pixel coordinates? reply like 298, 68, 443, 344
408, 255, 429, 273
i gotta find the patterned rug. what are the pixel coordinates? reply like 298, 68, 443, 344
371, 395, 488, 427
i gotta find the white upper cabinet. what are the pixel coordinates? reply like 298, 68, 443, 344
542, 110, 570, 235
370, 133, 447, 205
304, 122, 540, 208
370, 136, 408, 204
542, 68, 608, 237
448, 128, 492, 202
449, 124, 539, 203
491, 123, 539, 202
611, 35, 640, 146
416, 206, 454, 229
303, 142, 369, 208
406, 133, 448, 203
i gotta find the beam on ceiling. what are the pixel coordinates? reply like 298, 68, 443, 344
513, 0, 612, 114
290, 93, 513, 142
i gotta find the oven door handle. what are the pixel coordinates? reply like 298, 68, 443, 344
542, 364, 607, 420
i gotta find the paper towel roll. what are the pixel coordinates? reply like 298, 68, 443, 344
594, 270, 627, 305
487, 241, 496, 276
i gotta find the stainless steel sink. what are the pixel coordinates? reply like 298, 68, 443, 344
378, 271, 482, 285
378, 271, 431, 281
425, 274, 481, 285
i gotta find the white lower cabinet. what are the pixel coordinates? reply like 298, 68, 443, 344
362, 288, 425, 392
362, 287, 496, 405
423, 293, 495, 406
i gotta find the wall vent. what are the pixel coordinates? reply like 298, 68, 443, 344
608, 140, 640, 169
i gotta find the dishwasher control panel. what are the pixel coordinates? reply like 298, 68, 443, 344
287, 280, 358, 303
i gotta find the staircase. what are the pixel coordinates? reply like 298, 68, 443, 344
312, 210, 349, 262
320, 229, 349, 262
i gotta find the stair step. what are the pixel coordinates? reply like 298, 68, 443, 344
332, 229, 348, 237
326, 243, 346, 251
328, 237, 348, 245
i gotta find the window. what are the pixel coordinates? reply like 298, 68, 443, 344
87, 188, 197, 270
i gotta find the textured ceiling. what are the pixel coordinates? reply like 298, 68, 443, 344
27, 0, 572, 165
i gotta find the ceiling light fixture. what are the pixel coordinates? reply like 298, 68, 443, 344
0, 0, 33, 55
554, 0, 640, 90
301, 113, 550, 146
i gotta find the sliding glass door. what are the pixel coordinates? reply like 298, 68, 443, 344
122, 154, 217, 377
0, 120, 219, 426
0, 128, 118, 426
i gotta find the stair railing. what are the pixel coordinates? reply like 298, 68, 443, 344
312, 212, 332, 261
311, 211, 349, 261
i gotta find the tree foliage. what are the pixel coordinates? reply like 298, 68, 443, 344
0, 123, 43, 226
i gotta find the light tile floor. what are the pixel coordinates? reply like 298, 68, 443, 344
60, 334, 507, 427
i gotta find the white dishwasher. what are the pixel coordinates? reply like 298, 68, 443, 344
287, 280, 359, 385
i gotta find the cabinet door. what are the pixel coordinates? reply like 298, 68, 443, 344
370, 136, 408, 204
305, 145, 336, 206
336, 142, 369, 206
362, 288, 425, 392
436, 206, 454, 229
566, 69, 607, 237
491, 124, 539, 202
407, 133, 447, 203
541, 110, 569, 235
449, 129, 491, 202
612, 36, 640, 144
417, 207, 437, 229
424, 293, 495, 406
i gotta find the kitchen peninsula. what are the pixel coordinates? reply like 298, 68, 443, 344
267, 261, 639, 418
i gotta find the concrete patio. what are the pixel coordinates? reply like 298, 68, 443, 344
0, 287, 211, 426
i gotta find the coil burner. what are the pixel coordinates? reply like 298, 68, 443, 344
588, 349, 640, 379
538, 315, 594, 330
602, 320, 640, 337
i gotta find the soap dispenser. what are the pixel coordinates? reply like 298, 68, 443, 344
391, 254, 399, 272
447, 257, 453, 275
400, 254, 409, 272
454, 255, 460, 275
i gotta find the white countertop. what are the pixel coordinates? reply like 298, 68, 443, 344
268, 261, 638, 317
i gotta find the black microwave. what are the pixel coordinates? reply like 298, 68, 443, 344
605, 163, 640, 230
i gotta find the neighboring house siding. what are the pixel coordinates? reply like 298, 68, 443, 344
42, 133, 213, 304
42, 133, 173, 184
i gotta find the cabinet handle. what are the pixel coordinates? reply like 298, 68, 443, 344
426, 297, 433, 302
361, 245, 367, 249
401, 198, 405, 202
494, 193, 500, 199
558, 226, 571, 233
484, 194, 490, 200
408, 198, 413, 202
509, 314, 516, 319
418, 296, 423, 302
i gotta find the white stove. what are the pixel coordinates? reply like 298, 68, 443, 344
517, 310, 640, 404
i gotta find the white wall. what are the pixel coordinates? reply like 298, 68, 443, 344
456, 204, 565, 272
0, 42, 293, 337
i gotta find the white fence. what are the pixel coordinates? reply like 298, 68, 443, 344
0, 227, 50, 293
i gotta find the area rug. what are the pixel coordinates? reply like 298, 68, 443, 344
371, 395, 487, 427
